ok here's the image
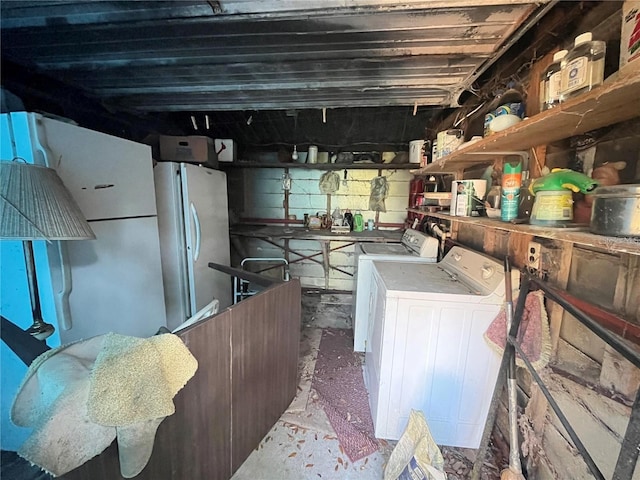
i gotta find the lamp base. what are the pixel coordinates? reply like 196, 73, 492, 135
26, 320, 55, 341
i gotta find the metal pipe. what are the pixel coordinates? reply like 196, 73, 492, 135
613, 386, 640, 480
510, 338, 605, 480
470, 274, 532, 480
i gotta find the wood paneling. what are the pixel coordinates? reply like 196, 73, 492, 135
63, 280, 301, 480
231, 280, 301, 470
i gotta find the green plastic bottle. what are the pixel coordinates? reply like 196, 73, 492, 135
501, 161, 522, 221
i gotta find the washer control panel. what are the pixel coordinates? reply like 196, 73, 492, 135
401, 229, 438, 258
441, 246, 508, 296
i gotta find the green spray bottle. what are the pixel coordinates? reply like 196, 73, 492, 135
501, 160, 522, 221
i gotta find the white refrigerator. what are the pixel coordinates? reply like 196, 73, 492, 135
1, 112, 168, 344
154, 162, 231, 331
1, 113, 232, 448
1, 112, 167, 450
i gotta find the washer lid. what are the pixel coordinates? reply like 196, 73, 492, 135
373, 262, 478, 295
361, 243, 412, 256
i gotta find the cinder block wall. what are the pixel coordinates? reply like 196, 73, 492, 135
227, 166, 411, 290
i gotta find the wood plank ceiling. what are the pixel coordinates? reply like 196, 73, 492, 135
1, 0, 551, 114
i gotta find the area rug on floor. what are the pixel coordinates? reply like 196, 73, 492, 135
311, 328, 379, 462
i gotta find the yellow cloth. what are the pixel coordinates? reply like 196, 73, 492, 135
11, 333, 198, 478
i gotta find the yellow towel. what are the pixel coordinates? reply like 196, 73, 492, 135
11, 333, 197, 478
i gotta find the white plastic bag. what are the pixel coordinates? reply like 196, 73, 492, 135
384, 410, 447, 480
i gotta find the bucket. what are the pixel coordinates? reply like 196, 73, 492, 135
409, 140, 425, 164
530, 190, 573, 225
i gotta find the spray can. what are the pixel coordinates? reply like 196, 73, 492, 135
501, 161, 522, 221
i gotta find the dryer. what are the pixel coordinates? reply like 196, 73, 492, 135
364, 246, 518, 448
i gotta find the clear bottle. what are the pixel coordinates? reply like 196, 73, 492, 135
560, 32, 606, 102
540, 49, 568, 110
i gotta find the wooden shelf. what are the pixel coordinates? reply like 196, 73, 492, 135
408, 209, 640, 255
220, 162, 416, 170
411, 66, 640, 175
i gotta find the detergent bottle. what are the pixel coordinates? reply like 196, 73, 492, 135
500, 160, 522, 221
353, 212, 365, 232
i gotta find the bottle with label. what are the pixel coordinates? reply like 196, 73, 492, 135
518, 171, 535, 219
560, 32, 606, 101
540, 49, 568, 110
500, 161, 522, 222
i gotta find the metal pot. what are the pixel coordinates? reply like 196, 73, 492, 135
589, 184, 640, 237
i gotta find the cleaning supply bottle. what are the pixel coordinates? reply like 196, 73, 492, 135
560, 32, 606, 102
353, 212, 364, 232
501, 160, 522, 222
518, 171, 535, 220
540, 49, 568, 110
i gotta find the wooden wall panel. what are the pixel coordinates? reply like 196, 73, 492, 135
64, 309, 233, 480
63, 280, 301, 480
231, 280, 301, 471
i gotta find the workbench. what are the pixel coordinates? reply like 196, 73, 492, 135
230, 225, 404, 290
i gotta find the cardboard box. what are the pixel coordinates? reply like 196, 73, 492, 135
214, 139, 237, 162
621, 1, 640, 68
159, 135, 217, 167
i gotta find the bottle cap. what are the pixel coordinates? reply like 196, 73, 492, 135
575, 32, 592, 46
553, 49, 568, 62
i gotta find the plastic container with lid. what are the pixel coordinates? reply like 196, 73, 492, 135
539, 49, 568, 110
560, 32, 606, 101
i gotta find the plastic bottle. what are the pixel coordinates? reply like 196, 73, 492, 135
560, 32, 606, 101
353, 212, 364, 232
500, 161, 522, 222
540, 49, 568, 110
518, 171, 535, 219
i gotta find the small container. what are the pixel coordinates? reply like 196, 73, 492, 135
540, 49, 568, 110
367, 219, 374, 231
530, 190, 574, 226
308, 145, 318, 164
353, 212, 364, 232
560, 32, 606, 101
589, 184, 640, 237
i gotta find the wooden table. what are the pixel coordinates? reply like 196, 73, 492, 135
230, 225, 404, 289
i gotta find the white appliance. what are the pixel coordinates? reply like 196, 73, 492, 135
154, 162, 231, 330
1, 113, 232, 450
352, 228, 438, 352
364, 246, 517, 448
1, 112, 167, 345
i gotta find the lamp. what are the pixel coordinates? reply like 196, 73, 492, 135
0, 160, 95, 340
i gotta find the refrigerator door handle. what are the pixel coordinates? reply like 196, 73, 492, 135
48, 241, 74, 330
190, 202, 201, 262
28, 113, 53, 167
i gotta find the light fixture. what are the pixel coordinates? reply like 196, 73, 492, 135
0, 160, 95, 340
205, 114, 210, 130
190, 115, 198, 131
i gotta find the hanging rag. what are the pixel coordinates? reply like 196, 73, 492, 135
369, 176, 389, 212
11, 332, 198, 478
484, 290, 551, 370
318, 171, 340, 194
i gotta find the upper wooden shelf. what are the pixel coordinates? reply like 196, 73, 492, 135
220, 162, 415, 170
408, 209, 640, 255
411, 66, 640, 175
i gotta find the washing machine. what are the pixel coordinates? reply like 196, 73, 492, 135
364, 246, 518, 448
352, 228, 438, 352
